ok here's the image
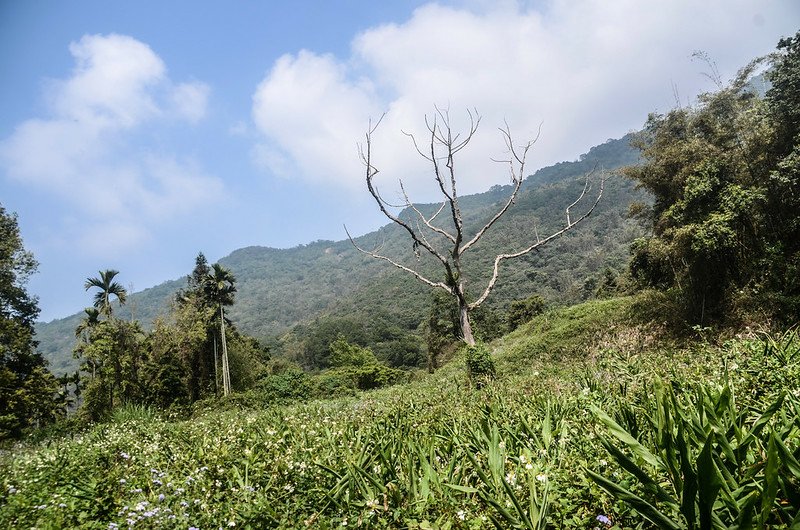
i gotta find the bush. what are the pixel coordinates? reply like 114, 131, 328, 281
507, 295, 546, 331
464, 342, 495, 388
257, 370, 311, 402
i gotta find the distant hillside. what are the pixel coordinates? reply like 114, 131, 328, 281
36, 134, 646, 374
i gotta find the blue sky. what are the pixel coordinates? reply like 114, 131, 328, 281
1, 1, 797, 322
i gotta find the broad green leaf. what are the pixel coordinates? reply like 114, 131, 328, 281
697, 433, 723, 530
591, 404, 662, 470
587, 469, 683, 530
759, 433, 780, 526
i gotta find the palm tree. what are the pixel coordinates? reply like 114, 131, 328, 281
206, 264, 236, 396
84, 270, 127, 317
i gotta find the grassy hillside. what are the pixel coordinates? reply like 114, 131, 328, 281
35, 134, 644, 375
6, 294, 799, 528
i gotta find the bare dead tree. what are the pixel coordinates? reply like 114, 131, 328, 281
346, 108, 605, 345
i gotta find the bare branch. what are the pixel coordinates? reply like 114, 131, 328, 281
345, 225, 450, 293
402, 129, 434, 162
362, 116, 453, 269
461, 123, 540, 254
566, 165, 597, 226
469, 171, 606, 309
399, 181, 457, 243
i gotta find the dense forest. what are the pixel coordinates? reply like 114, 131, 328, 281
2, 32, 800, 528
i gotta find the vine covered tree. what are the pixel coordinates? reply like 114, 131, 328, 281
175, 252, 217, 399
0, 205, 58, 438
348, 109, 604, 344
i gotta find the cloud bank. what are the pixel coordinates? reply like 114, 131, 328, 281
0, 33, 221, 256
251, 0, 797, 199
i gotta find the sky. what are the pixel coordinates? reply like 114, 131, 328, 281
0, 1, 797, 322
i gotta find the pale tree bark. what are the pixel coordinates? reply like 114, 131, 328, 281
220, 305, 231, 396
347, 108, 605, 345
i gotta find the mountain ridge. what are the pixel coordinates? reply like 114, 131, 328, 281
35, 133, 645, 374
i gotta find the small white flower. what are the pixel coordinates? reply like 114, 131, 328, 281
536, 474, 547, 483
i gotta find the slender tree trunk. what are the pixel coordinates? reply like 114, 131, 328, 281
213, 331, 219, 396
220, 305, 231, 396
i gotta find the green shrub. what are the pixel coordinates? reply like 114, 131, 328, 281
507, 294, 546, 331
257, 370, 311, 402
309, 370, 358, 398
329, 334, 377, 367
465, 342, 496, 388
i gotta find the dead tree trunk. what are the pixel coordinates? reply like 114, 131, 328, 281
347, 108, 604, 345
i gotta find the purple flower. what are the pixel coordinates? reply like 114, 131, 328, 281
597, 514, 611, 526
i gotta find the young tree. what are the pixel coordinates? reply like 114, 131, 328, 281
0, 204, 58, 438
74, 307, 100, 378
348, 109, 604, 344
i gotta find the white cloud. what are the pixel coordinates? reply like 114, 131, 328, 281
252, 51, 382, 188
251, 0, 799, 198
54, 34, 165, 127
0, 33, 221, 257
171, 81, 210, 123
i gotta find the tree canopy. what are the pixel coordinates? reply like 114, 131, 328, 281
0, 205, 57, 438
625, 33, 800, 323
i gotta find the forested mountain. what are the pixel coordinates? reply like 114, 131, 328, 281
35, 134, 645, 374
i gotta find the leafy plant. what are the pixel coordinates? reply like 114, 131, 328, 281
465, 343, 496, 388
589, 378, 800, 528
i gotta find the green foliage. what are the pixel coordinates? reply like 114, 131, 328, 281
84, 270, 127, 317
725, 328, 800, 404
425, 290, 461, 372
590, 379, 800, 528
0, 204, 58, 439
7, 293, 800, 528
257, 369, 311, 402
320, 335, 407, 393
767, 31, 800, 156
464, 342, 496, 388
300, 317, 368, 369
507, 294, 546, 331
626, 36, 800, 324
74, 318, 147, 420
329, 334, 377, 367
